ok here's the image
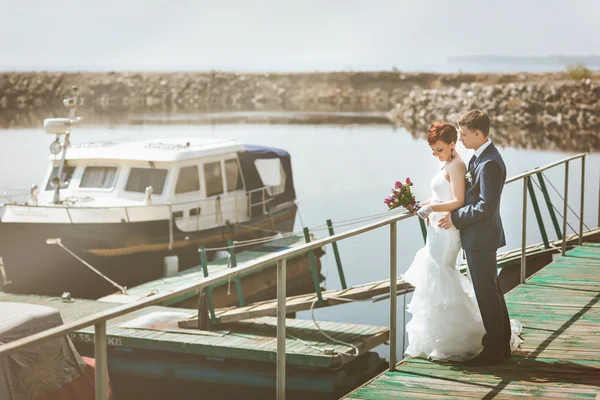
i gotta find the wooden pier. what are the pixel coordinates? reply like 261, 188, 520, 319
343, 243, 600, 399
97, 234, 324, 309
0, 289, 389, 394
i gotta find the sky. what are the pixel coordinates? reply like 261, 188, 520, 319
1, 0, 599, 72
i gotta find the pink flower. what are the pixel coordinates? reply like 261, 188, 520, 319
395, 181, 403, 189
406, 177, 411, 185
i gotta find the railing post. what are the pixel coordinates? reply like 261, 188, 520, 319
401, 291, 406, 356
198, 247, 209, 278
579, 156, 585, 245
562, 161, 569, 256
389, 221, 397, 371
227, 241, 245, 307
521, 176, 528, 284
167, 204, 174, 252
276, 258, 286, 400
326, 219, 347, 289
227, 240, 238, 268
234, 195, 239, 224
94, 322, 108, 400
302, 227, 324, 304
527, 177, 550, 249
537, 172, 562, 240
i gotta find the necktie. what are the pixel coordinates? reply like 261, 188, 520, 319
469, 155, 476, 171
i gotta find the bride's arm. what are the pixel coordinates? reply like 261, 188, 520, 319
428, 162, 466, 212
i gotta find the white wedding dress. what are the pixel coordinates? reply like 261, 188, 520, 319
402, 170, 522, 362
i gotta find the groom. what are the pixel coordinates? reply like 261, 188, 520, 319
438, 109, 512, 366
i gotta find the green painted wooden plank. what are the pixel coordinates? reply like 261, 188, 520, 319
376, 372, 600, 395
346, 244, 600, 399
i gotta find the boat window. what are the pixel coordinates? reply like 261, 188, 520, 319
45, 166, 76, 191
175, 166, 200, 194
225, 159, 244, 192
204, 161, 224, 197
254, 159, 286, 196
125, 168, 168, 194
80, 166, 118, 189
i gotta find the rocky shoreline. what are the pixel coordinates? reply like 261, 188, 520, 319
0, 70, 599, 150
387, 79, 600, 152
0, 70, 594, 121
388, 78, 600, 131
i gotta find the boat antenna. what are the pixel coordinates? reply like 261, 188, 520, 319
43, 86, 82, 204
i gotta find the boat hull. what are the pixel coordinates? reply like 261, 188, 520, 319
0, 204, 299, 299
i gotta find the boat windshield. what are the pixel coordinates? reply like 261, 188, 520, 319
125, 168, 168, 194
44, 166, 76, 191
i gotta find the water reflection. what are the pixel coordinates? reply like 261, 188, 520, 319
399, 121, 599, 153
2, 109, 598, 153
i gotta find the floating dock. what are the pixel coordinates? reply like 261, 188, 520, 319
0, 290, 388, 394
344, 243, 600, 399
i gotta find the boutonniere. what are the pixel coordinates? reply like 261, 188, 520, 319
465, 171, 473, 186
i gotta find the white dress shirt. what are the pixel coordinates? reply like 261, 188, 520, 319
473, 139, 493, 160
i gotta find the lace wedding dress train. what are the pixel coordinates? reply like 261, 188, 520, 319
402, 171, 522, 362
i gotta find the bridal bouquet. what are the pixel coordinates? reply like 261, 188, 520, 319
384, 178, 417, 211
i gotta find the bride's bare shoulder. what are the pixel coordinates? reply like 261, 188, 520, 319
447, 158, 467, 174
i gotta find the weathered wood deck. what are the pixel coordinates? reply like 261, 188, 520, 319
179, 278, 413, 327
97, 234, 314, 306
0, 292, 388, 369
344, 243, 600, 399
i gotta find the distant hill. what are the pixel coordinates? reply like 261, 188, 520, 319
448, 55, 600, 66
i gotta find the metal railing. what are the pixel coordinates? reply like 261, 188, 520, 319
0, 189, 30, 203
0, 185, 278, 230
0, 209, 413, 399
0, 153, 594, 399
506, 153, 586, 284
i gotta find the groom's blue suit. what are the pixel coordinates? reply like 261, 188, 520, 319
451, 142, 512, 357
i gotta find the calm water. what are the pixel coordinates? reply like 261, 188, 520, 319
0, 122, 598, 394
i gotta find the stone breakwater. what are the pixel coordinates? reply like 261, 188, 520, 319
386, 79, 600, 152
0, 70, 579, 128
387, 79, 600, 132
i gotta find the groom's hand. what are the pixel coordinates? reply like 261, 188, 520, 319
438, 212, 454, 230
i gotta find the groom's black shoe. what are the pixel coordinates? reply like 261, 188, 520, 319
464, 351, 504, 367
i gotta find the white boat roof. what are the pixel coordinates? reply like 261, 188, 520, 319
51, 137, 246, 162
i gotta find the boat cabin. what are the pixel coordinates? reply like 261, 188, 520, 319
19, 137, 292, 233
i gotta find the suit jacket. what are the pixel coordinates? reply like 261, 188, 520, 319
450, 142, 506, 251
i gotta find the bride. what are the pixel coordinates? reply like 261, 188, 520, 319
401, 122, 520, 362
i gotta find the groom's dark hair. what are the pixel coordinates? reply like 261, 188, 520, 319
458, 110, 490, 136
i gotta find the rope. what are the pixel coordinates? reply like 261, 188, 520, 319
235, 223, 285, 235
192, 208, 409, 253
295, 200, 307, 229
530, 176, 583, 236
540, 172, 591, 231
310, 297, 359, 357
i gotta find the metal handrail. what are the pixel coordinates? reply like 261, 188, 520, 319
512, 153, 586, 284
1, 186, 279, 230
0, 152, 593, 400
505, 153, 585, 184
0, 210, 413, 355
0, 189, 30, 203
0, 185, 279, 210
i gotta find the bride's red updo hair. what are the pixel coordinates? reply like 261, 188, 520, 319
427, 122, 457, 145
